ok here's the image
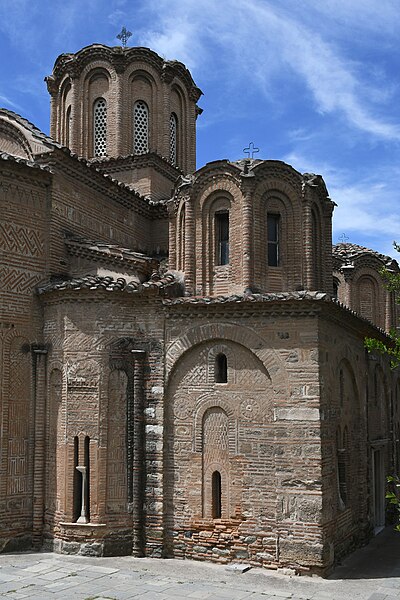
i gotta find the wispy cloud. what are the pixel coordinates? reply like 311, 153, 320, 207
0, 93, 24, 112
283, 151, 400, 257
138, 0, 400, 141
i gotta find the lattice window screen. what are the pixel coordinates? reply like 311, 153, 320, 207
170, 113, 177, 164
134, 100, 149, 154
94, 98, 107, 157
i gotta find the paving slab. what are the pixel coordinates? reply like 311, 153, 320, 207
0, 526, 400, 599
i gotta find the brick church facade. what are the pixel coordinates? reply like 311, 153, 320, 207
0, 42, 399, 574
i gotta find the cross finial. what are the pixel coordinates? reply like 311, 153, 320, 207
338, 233, 349, 243
243, 142, 260, 159
117, 27, 132, 47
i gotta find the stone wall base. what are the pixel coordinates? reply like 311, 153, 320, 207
0, 534, 33, 553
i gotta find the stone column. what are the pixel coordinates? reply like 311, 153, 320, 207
131, 349, 146, 557
32, 348, 48, 548
184, 196, 195, 295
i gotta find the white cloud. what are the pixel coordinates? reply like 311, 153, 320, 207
138, 0, 400, 141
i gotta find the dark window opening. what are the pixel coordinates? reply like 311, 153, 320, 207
339, 368, 344, 407
73, 436, 81, 522
84, 436, 90, 522
212, 470, 222, 518
215, 353, 228, 383
215, 210, 229, 265
267, 213, 280, 266
333, 279, 339, 299
338, 449, 347, 506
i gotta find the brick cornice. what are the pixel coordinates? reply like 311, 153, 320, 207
90, 151, 182, 183
35, 148, 163, 218
48, 45, 202, 99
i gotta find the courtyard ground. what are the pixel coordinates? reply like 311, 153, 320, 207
0, 527, 400, 600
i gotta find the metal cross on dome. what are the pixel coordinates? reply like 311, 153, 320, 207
243, 142, 260, 159
338, 233, 349, 243
117, 27, 132, 47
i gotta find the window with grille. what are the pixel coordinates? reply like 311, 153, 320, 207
170, 112, 177, 164
134, 100, 149, 154
93, 98, 107, 157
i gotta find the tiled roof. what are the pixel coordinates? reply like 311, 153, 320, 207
163, 290, 329, 305
333, 242, 395, 264
37, 273, 177, 295
65, 236, 158, 268
0, 108, 60, 147
0, 151, 51, 171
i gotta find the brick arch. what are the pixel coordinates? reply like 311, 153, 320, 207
81, 62, 116, 83
337, 357, 360, 407
196, 175, 242, 213
253, 174, 302, 204
0, 120, 33, 159
165, 322, 288, 394
193, 394, 237, 453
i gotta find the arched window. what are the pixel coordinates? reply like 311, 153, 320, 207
215, 210, 229, 265
73, 436, 81, 522
170, 112, 177, 165
93, 98, 107, 157
337, 428, 347, 508
332, 278, 339, 299
267, 213, 280, 266
134, 100, 149, 154
212, 470, 222, 518
65, 105, 72, 148
339, 368, 344, 407
215, 353, 227, 383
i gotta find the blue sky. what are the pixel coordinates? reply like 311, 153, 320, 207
0, 0, 399, 258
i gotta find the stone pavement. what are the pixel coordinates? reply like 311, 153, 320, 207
1, 527, 400, 600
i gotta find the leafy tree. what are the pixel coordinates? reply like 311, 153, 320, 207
364, 242, 400, 368
365, 243, 400, 525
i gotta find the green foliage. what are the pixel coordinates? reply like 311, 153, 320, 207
386, 476, 400, 532
364, 242, 400, 369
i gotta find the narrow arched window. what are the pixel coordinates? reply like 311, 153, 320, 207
215, 353, 227, 383
134, 100, 149, 154
66, 105, 72, 148
332, 278, 339, 299
212, 470, 222, 518
267, 213, 280, 266
84, 436, 90, 522
93, 98, 107, 157
339, 368, 344, 407
170, 112, 177, 165
73, 436, 81, 522
215, 210, 229, 265
336, 429, 346, 508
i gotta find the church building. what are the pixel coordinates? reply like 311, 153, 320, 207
0, 40, 399, 575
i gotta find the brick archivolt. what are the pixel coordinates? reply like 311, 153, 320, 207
165, 321, 288, 393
